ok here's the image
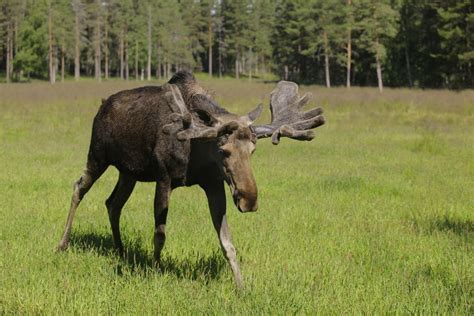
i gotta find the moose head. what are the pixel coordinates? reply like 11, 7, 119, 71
164, 73, 325, 213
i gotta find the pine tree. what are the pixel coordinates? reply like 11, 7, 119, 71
273, 0, 301, 80
222, 0, 250, 79
71, 0, 84, 81
54, 0, 74, 82
356, 0, 399, 92
0, 1, 4, 80
301, 0, 345, 88
437, 0, 473, 88
14, 0, 48, 80
253, 0, 275, 76
3, 0, 26, 82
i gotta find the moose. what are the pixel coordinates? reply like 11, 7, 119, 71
57, 71, 325, 288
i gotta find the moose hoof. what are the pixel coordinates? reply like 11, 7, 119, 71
56, 242, 69, 252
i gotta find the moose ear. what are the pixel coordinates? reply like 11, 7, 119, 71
193, 108, 219, 126
243, 104, 263, 124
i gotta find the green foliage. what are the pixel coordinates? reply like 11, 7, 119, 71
300, 0, 345, 58
13, 0, 49, 78
436, 0, 473, 87
156, 0, 194, 69
0, 0, 472, 87
356, 0, 399, 62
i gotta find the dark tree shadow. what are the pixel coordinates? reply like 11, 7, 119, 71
69, 231, 227, 281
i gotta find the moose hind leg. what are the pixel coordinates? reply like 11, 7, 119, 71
106, 173, 136, 255
57, 166, 105, 251
203, 181, 244, 289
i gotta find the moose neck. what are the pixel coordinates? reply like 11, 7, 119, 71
185, 140, 222, 187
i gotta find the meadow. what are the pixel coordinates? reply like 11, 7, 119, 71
0, 77, 472, 314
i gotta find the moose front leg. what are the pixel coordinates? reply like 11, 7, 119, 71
202, 181, 244, 289
153, 180, 170, 266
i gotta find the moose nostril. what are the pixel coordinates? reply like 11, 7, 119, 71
233, 190, 241, 200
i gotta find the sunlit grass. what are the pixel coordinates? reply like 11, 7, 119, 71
0, 79, 472, 313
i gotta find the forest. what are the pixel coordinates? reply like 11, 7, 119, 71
0, 0, 472, 89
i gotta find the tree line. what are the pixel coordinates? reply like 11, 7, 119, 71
0, 0, 472, 89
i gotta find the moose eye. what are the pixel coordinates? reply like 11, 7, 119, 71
218, 148, 231, 157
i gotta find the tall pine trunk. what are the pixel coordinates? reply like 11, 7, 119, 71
248, 49, 252, 82
125, 40, 129, 80
323, 31, 331, 88
104, 19, 108, 80
147, 10, 152, 81
119, 31, 124, 79
94, 7, 101, 82
404, 45, 412, 87
48, 6, 55, 84
6, 23, 11, 83
135, 40, 139, 81
208, 2, 212, 76
375, 38, 383, 92
156, 43, 161, 80
218, 16, 222, 78
235, 52, 239, 79
346, 0, 352, 88
74, 13, 80, 81
401, 10, 412, 88
61, 45, 65, 82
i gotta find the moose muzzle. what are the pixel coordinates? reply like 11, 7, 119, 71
233, 188, 258, 213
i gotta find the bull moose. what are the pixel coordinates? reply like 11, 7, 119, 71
57, 71, 325, 288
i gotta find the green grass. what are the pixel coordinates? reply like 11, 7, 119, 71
0, 80, 473, 314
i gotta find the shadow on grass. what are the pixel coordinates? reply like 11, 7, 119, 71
431, 216, 473, 237
70, 231, 226, 281
410, 215, 473, 240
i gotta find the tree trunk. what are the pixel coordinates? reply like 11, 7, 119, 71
61, 45, 65, 82
375, 38, 383, 92
249, 63, 252, 82
48, 6, 55, 84
346, 0, 352, 88
323, 31, 331, 88
12, 18, 17, 80
218, 17, 222, 78
120, 31, 124, 79
248, 49, 252, 82
284, 65, 288, 80
104, 18, 109, 80
156, 44, 161, 80
6, 23, 11, 83
235, 55, 239, 79
208, 1, 212, 77
125, 41, 129, 81
404, 45, 412, 88
9, 35, 14, 80
147, 10, 152, 81
94, 5, 101, 82
135, 40, 139, 81
74, 13, 80, 81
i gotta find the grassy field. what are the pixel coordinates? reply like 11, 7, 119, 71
0, 78, 473, 314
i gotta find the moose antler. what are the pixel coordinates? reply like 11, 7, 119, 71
251, 81, 325, 145
162, 85, 239, 141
